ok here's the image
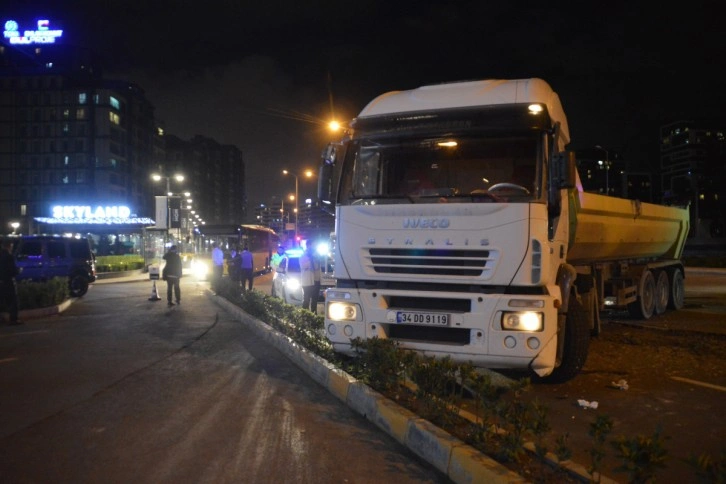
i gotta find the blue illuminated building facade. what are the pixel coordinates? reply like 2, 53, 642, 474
0, 17, 247, 256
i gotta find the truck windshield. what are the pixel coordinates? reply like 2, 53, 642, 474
339, 134, 541, 204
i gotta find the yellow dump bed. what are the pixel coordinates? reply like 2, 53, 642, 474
567, 190, 690, 265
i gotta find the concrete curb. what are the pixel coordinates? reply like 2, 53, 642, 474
95, 268, 146, 280
2, 298, 74, 323
208, 292, 526, 483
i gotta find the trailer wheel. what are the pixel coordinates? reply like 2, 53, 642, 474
627, 270, 655, 320
668, 267, 685, 310
654, 270, 669, 315
538, 292, 591, 383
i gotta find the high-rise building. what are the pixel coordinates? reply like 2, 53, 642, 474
660, 120, 726, 243
0, 22, 159, 254
0, 17, 247, 257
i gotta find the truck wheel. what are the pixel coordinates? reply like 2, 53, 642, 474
668, 267, 685, 310
538, 292, 591, 383
627, 270, 655, 320
654, 270, 669, 315
69, 274, 89, 297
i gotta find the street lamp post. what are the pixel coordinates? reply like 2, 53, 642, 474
283, 170, 300, 244
282, 169, 313, 246
595, 145, 609, 194
151, 172, 184, 242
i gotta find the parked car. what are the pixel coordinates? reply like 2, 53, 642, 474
13, 235, 97, 297
271, 250, 304, 306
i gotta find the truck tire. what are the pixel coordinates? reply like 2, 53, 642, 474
668, 267, 685, 310
627, 270, 655, 320
539, 292, 591, 383
654, 270, 669, 315
69, 274, 89, 297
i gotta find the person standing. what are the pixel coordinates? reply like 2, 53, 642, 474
270, 245, 285, 273
240, 246, 254, 292
211, 243, 224, 291
229, 244, 241, 289
0, 241, 21, 325
162, 245, 183, 307
300, 245, 316, 312
310, 251, 322, 314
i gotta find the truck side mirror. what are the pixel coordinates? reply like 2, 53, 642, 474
317, 162, 333, 205
318, 142, 342, 212
548, 151, 576, 217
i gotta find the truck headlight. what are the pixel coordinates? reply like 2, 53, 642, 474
501, 311, 543, 331
328, 301, 359, 321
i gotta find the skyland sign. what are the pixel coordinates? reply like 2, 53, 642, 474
3, 19, 63, 45
34, 205, 155, 225
52, 205, 132, 220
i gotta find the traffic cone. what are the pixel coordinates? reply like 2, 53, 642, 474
148, 280, 162, 301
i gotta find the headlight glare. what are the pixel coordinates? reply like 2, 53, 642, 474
328, 302, 358, 321
501, 311, 543, 331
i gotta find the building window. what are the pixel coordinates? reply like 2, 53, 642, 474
110, 96, 120, 110
109, 112, 120, 125
64, 155, 70, 166
78, 92, 87, 104
76, 108, 86, 119
63, 109, 70, 119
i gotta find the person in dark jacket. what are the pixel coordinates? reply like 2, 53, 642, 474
0, 240, 21, 325
162, 245, 183, 307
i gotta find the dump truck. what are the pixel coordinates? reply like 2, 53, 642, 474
317, 78, 689, 382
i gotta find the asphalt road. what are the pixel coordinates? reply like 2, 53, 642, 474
0, 277, 446, 483
3, 268, 723, 483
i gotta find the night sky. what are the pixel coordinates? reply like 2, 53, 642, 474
5, 1, 725, 212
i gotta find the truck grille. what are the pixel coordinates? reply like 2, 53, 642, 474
367, 248, 491, 277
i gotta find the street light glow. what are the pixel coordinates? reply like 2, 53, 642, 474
282, 169, 314, 246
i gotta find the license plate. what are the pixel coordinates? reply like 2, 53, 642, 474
396, 311, 449, 326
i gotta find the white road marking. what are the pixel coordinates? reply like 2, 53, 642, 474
671, 376, 726, 392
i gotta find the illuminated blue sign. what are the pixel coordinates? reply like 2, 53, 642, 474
52, 205, 132, 219
3, 19, 63, 45
34, 205, 155, 225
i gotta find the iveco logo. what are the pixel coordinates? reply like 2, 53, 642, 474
403, 218, 450, 228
